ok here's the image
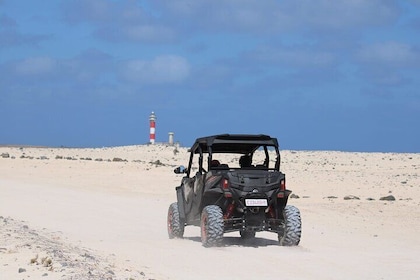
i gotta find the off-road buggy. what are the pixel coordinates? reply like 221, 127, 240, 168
167, 134, 301, 247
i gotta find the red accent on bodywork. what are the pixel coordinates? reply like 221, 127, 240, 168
280, 179, 285, 191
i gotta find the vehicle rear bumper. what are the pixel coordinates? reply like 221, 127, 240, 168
224, 217, 285, 234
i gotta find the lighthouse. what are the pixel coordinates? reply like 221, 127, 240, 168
149, 111, 156, 144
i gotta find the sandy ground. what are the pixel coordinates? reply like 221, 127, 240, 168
1, 144, 419, 279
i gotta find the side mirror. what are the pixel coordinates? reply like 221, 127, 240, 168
174, 165, 186, 174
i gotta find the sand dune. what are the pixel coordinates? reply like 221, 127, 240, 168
1, 145, 419, 279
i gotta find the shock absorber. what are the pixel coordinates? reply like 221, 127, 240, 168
268, 206, 276, 218
224, 201, 235, 219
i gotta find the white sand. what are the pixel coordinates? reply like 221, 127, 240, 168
1, 145, 419, 279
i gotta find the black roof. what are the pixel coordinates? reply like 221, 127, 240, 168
189, 134, 279, 154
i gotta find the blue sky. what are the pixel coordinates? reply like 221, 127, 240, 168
1, 0, 419, 152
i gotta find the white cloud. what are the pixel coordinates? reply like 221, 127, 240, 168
62, 0, 179, 43
290, 0, 399, 29
120, 55, 190, 84
0, 14, 17, 27
246, 45, 337, 69
408, 0, 420, 6
121, 25, 176, 42
356, 41, 420, 67
14, 57, 57, 76
62, 0, 401, 43
62, 0, 114, 23
154, 0, 399, 34
354, 41, 420, 88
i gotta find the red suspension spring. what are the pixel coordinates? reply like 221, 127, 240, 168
224, 202, 235, 219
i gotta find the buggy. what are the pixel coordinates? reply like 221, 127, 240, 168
167, 134, 301, 247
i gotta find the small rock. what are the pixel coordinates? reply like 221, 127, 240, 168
42, 273, 48, 277
30, 255, 38, 264
344, 195, 360, 200
325, 196, 338, 199
18, 268, 26, 273
290, 193, 300, 199
42, 257, 52, 267
112, 157, 124, 162
1, 153, 10, 158
380, 195, 396, 201
151, 159, 164, 166
366, 197, 375, 201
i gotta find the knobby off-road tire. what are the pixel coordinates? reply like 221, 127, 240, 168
279, 205, 302, 246
167, 202, 184, 239
201, 205, 224, 247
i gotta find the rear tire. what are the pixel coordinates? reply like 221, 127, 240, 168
279, 205, 301, 246
167, 202, 184, 239
201, 205, 224, 247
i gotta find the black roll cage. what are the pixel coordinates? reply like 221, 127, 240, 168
185, 134, 281, 177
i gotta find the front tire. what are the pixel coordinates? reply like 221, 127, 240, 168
201, 205, 224, 247
279, 205, 302, 246
167, 202, 184, 239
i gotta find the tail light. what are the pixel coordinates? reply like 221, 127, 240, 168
222, 178, 232, 198
277, 179, 286, 198
222, 178, 229, 189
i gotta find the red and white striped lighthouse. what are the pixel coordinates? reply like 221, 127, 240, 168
149, 111, 156, 144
